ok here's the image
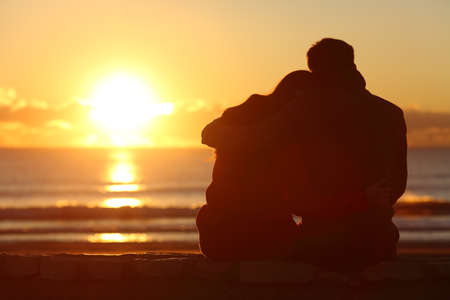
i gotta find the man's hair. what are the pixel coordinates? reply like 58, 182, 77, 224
307, 38, 355, 73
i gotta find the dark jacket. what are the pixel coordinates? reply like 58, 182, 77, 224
198, 69, 407, 262
197, 93, 300, 260
296, 71, 407, 216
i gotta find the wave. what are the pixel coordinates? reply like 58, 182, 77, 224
0, 202, 448, 221
0, 227, 197, 235
395, 201, 450, 215
0, 185, 206, 197
0, 206, 200, 220
399, 192, 448, 202
0, 191, 447, 220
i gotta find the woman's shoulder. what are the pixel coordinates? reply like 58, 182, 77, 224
222, 94, 273, 122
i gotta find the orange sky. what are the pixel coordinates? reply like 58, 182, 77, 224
0, 0, 449, 147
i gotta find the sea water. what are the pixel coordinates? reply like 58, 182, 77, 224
0, 148, 448, 244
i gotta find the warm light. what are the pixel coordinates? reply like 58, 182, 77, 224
106, 184, 140, 192
102, 198, 142, 208
110, 162, 135, 183
105, 152, 141, 195
88, 233, 148, 243
400, 192, 441, 203
87, 72, 173, 146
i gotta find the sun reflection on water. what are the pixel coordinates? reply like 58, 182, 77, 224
88, 233, 148, 243
104, 151, 143, 195
105, 184, 140, 192
110, 162, 135, 183
102, 198, 142, 208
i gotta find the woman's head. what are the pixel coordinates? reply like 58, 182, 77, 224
271, 70, 312, 100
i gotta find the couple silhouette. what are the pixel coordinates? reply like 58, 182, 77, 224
196, 38, 407, 272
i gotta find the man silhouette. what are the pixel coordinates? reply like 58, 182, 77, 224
303, 38, 407, 209
287, 38, 407, 270
200, 38, 407, 270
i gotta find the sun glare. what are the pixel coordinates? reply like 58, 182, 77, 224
105, 154, 142, 192
87, 72, 173, 146
106, 184, 140, 192
102, 198, 142, 208
88, 233, 148, 243
110, 162, 135, 183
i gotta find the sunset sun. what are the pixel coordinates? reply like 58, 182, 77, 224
87, 73, 173, 145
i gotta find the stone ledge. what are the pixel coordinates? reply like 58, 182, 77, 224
0, 253, 449, 284
240, 261, 316, 283
0, 255, 39, 278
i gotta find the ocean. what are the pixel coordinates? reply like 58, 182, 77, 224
0, 148, 449, 246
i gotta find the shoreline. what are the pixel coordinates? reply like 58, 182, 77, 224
1, 241, 450, 256
0, 201, 449, 220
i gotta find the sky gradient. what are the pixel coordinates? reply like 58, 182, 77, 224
0, 0, 449, 147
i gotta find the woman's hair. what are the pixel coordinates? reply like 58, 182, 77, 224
271, 70, 312, 100
219, 70, 313, 126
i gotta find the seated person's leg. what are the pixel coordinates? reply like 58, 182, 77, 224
290, 219, 398, 271
196, 204, 299, 260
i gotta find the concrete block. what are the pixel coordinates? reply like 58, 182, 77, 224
428, 262, 450, 280
316, 271, 351, 285
0, 255, 39, 278
192, 259, 237, 280
40, 255, 79, 280
364, 262, 424, 281
130, 257, 192, 279
79, 257, 124, 280
240, 261, 316, 284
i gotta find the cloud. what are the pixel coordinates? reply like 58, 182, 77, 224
0, 87, 48, 111
0, 85, 450, 148
0, 87, 88, 128
0, 87, 92, 146
46, 120, 72, 130
0, 87, 226, 147
404, 109, 450, 147
0, 88, 17, 107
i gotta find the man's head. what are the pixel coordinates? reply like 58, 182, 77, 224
307, 38, 355, 74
